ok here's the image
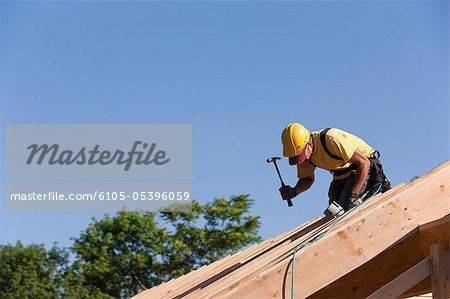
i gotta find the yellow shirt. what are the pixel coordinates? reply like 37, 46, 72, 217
297, 128, 375, 180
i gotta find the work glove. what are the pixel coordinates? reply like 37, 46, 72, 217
279, 185, 297, 201
347, 192, 362, 209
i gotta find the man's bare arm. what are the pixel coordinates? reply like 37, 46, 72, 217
294, 173, 315, 195
347, 148, 370, 195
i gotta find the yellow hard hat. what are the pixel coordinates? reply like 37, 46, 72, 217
281, 123, 311, 157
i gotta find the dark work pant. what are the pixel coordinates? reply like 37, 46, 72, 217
328, 172, 369, 210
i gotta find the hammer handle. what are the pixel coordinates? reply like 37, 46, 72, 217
273, 162, 293, 207
274, 161, 294, 207
268, 157, 293, 208
273, 162, 286, 186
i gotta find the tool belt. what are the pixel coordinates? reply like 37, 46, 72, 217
367, 150, 391, 193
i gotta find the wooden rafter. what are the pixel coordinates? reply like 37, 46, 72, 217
133, 161, 450, 299
217, 162, 450, 298
367, 257, 431, 298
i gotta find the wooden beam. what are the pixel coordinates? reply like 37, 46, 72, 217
212, 161, 450, 299
168, 217, 323, 299
367, 257, 430, 298
195, 184, 408, 299
135, 180, 406, 299
311, 215, 448, 298
136, 217, 323, 299
419, 215, 450, 232
429, 244, 449, 298
399, 277, 431, 298
195, 215, 342, 299
133, 162, 450, 299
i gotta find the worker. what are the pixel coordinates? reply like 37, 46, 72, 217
280, 123, 391, 211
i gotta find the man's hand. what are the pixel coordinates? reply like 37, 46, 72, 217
347, 192, 362, 209
348, 192, 359, 201
279, 185, 297, 201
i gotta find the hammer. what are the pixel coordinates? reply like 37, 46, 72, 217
266, 157, 293, 207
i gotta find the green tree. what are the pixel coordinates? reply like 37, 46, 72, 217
72, 210, 167, 298
72, 194, 260, 298
0, 241, 94, 299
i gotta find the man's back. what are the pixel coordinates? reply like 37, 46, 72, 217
297, 128, 375, 179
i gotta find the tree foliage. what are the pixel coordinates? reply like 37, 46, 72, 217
71, 194, 260, 298
1, 195, 260, 298
0, 241, 95, 299
71, 210, 167, 298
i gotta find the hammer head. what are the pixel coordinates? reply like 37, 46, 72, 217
266, 157, 281, 163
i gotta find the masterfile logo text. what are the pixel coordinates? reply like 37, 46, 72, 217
6, 124, 191, 179
4, 125, 192, 212
26, 141, 170, 171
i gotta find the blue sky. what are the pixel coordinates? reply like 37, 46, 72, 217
1, 1, 448, 248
